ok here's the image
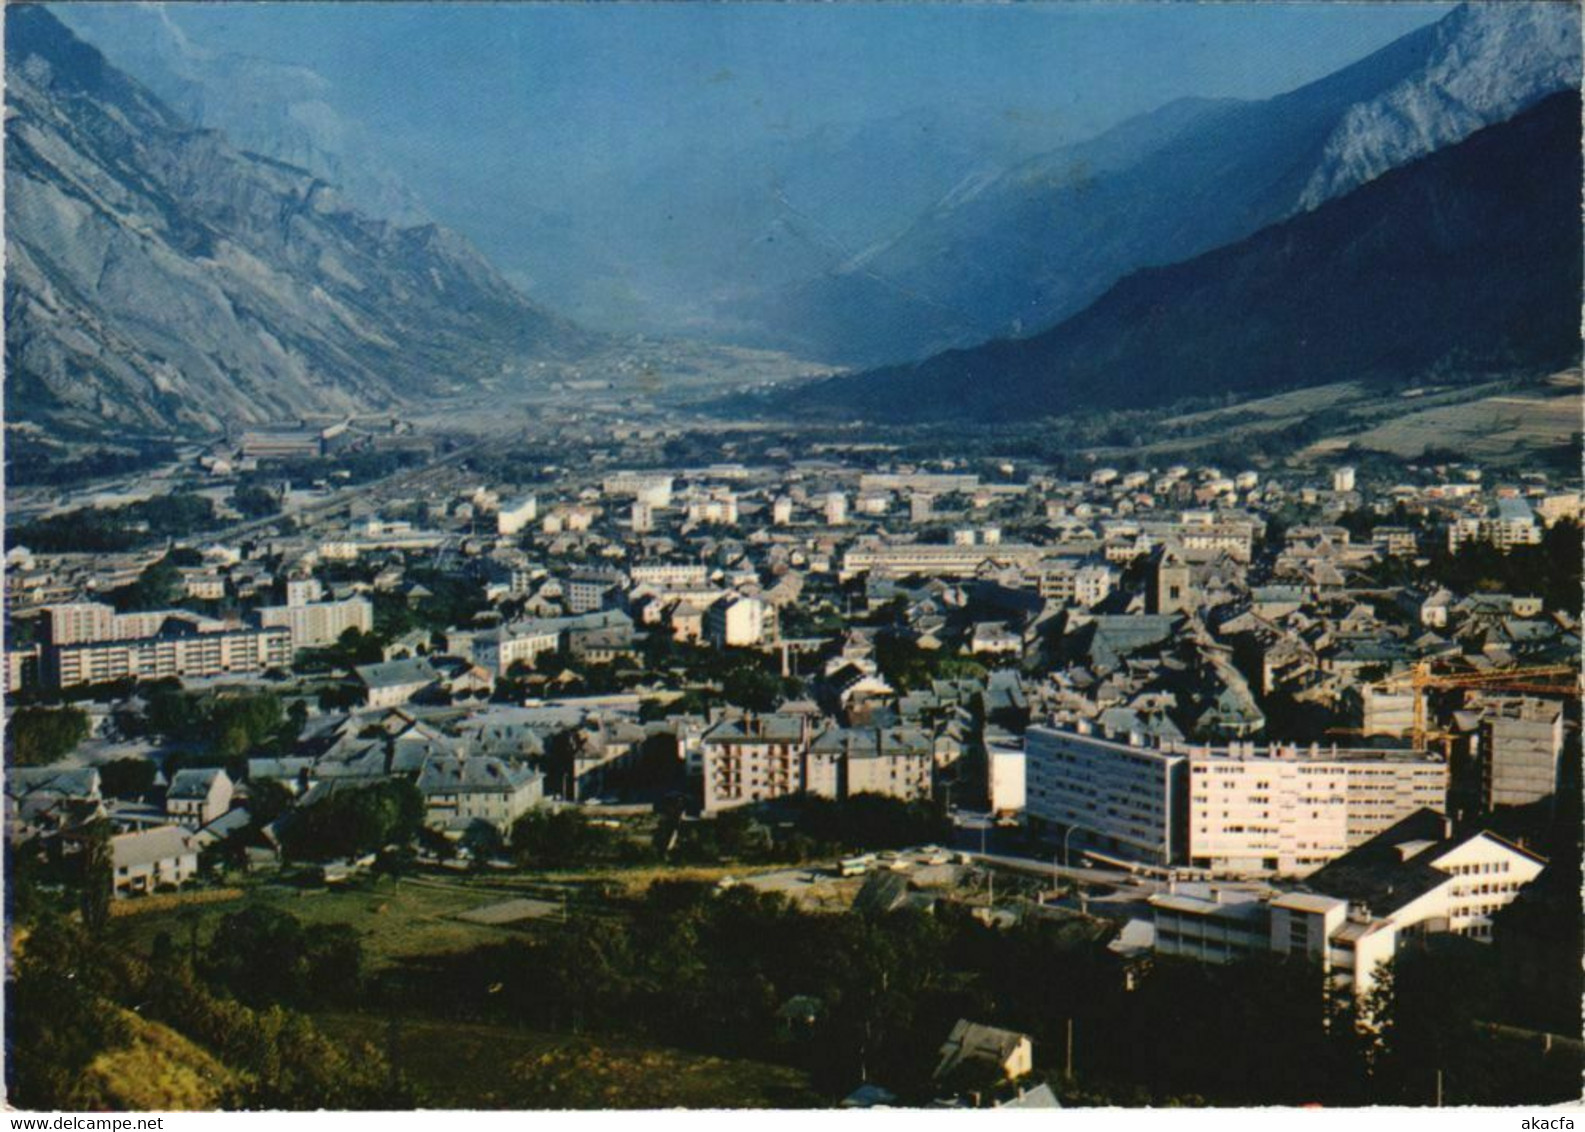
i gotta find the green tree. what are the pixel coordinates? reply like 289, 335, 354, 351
78, 818, 114, 935
510, 807, 620, 869
278, 779, 424, 861
4, 916, 131, 1108
98, 756, 158, 798
6, 705, 90, 766
204, 906, 364, 1008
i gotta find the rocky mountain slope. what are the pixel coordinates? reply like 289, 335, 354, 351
770, 91, 1582, 423
5, 5, 594, 435
53, 2, 431, 227
750, 2, 1579, 366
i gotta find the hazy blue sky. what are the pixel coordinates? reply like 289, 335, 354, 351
154, 2, 1454, 186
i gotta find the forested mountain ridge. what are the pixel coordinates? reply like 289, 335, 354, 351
771, 90, 1583, 423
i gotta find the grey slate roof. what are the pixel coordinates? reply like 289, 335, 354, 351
354, 658, 439, 690
112, 825, 196, 869
167, 767, 226, 800
417, 754, 540, 795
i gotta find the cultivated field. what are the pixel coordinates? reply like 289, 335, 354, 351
1328, 380, 1582, 463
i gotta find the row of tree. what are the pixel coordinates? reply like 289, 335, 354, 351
372, 880, 1580, 1108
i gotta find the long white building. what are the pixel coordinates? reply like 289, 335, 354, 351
497, 495, 539, 536
631, 562, 710, 589
52, 619, 292, 688
1026, 722, 1449, 875
471, 622, 563, 677
1150, 811, 1547, 997
1187, 745, 1447, 875
842, 541, 1052, 581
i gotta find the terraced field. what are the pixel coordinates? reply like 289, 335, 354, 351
1334, 381, 1582, 464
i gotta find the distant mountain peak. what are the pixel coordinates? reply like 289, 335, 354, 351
773, 90, 1582, 424
746, 0, 1580, 368
1296, 0, 1581, 209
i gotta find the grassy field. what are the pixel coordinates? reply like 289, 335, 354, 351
1333, 385, 1582, 464
94, 867, 835, 1110
315, 1012, 823, 1109
112, 874, 528, 968
109, 861, 829, 969
1065, 370, 1581, 468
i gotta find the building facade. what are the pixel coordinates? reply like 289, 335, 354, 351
257, 596, 374, 650
51, 620, 292, 688
1025, 723, 1187, 866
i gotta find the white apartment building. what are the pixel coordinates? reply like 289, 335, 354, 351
1448, 498, 1542, 553
1027, 722, 1447, 875
1137, 514, 1258, 563
417, 755, 544, 834
43, 602, 224, 647
7, 644, 41, 693
497, 495, 539, 536
1151, 812, 1547, 997
1032, 559, 1117, 606
565, 571, 623, 614
825, 492, 849, 525
541, 505, 595, 534
700, 715, 932, 812
286, 576, 325, 606
1187, 745, 1448, 876
701, 713, 815, 812
181, 571, 227, 601
814, 726, 934, 803
706, 595, 769, 647
165, 768, 234, 829
686, 490, 739, 526
111, 825, 200, 897
1025, 723, 1188, 865
1353, 685, 1416, 737
472, 623, 562, 676
842, 541, 1051, 581
257, 596, 373, 650
987, 740, 1027, 815
859, 473, 980, 495
51, 620, 292, 688
1372, 527, 1419, 558
1480, 697, 1564, 808
602, 472, 674, 507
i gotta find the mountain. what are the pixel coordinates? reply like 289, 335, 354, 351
52, 1, 431, 227
772, 90, 1582, 424
751, 2, 1580, 366
50, 4, 1080, 341
445, 103, 1079, 339
4, 5, 595, 435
